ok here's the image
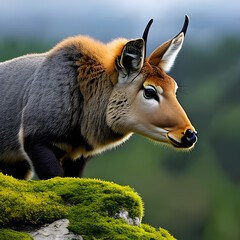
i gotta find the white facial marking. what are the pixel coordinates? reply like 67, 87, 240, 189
156, 86, 163, 95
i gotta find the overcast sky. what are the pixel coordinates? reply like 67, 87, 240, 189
0, 0, 239, 47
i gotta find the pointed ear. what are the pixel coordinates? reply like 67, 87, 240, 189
116, 38, 145, 83
148, 15, 189, 72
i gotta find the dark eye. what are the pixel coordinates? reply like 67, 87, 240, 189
143, 85, 159, 102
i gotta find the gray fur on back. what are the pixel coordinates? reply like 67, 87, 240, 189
0, 54, 46, 154
0, 43, 84, 159
0, 38, 124, 166
22, 46, 82, 140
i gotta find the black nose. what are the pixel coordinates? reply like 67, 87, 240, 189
181, 129, 197, 147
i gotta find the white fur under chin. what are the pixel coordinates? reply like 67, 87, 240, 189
131, 122, 169, 143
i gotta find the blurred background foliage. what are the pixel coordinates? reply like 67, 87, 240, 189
0, 1, 240, 240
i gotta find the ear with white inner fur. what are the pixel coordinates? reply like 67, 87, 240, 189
148, 15, 189, 72
116, 38, 145, 83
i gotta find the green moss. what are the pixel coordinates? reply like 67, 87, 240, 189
0, 229, 33, 240
0, 173, 176, 239
0, 175, 68, 227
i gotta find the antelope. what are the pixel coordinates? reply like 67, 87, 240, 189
0, 15, 197, 180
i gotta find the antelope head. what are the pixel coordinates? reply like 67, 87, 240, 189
107, 15, 197, 150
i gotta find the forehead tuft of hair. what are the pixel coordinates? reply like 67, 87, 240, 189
142, 62, 164, 78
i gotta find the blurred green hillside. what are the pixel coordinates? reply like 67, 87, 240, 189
0, 37, 239, 240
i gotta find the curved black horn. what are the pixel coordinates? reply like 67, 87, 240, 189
142, 19, 153, 57
179, 15, 189, 36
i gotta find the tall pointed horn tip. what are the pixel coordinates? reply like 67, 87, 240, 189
142, 19, 154, 43
181, 15, 189, 36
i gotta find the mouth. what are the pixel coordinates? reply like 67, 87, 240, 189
135, 125, 197, 149
167, 135, 197, 150
167, 135, 183, 148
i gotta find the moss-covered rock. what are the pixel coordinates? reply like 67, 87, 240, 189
0, 173, 176, 239
0, 228, 33, 240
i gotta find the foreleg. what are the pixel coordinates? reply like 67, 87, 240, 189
24, 137, 63, 180
62, 156, 89, 177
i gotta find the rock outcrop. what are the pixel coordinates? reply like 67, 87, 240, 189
0, 173, 176, 240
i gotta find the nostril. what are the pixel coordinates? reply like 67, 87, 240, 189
182, 129, 197, 144
185, 129, 195, 138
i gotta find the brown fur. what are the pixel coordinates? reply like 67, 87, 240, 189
47, 36, 132, 160
51, 36, 128, 79
143, 65, 176, 94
